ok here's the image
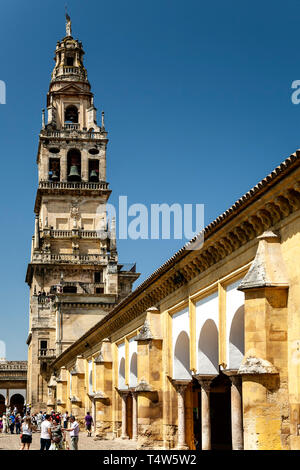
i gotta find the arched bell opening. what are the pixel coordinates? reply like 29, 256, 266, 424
49, 158, 60, 181
65, 105, 78, 123
88, 159, 99, 182
67, 149, 81, 182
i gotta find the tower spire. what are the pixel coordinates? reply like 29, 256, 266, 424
65, 7, 72, 37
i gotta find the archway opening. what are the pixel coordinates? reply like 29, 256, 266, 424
198, 319, 219, 375
174, 331, 191, 380
10, 394, 24, 414
210, 373, 232, 450
229, 306, 244, 370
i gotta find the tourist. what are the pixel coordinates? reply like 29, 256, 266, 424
9, 413, 15, 434
63, 411, 69, 429
36, 411, 43, 430
84, 411, 93, 437
64, 416, 79, 450
50, 417, 64, 450
40, 414, 52, 450
2, 414, 8, 433
15, 413, 21, 434
0, 417, 3, 433
20, 416, 35, 450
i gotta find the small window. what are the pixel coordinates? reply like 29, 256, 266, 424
40, 340, 47, 350
94, 271, 102, 283
96, 287, 104, 294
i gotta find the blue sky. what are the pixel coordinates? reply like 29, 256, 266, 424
1, 0, 300, 359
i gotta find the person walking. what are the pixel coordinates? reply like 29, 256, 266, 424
20, 416, 35, 450
9, 413, 15, 434
2, 414, 8, 433
84, 411, 93, 437
40, 414, 52, 450
64, 416, 79, 450
15, 414, 21, 434
50, 418, 64, 450
63, 411, 69, 429
36, 411, 43, 431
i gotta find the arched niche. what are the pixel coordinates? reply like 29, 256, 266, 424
129, 352, 138, 387
173, 331, 191, 380
228, 305, 244, 370
198, 319, 219, 375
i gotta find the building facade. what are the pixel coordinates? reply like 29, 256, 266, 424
26, 18, 139, 411
46, 150, 300, 450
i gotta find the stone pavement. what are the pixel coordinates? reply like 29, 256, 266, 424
0, 431, 138, 450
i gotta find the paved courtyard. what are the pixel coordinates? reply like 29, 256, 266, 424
0, 431, 138, 450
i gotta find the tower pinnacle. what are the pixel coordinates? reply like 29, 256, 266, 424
65, 10, 72, 37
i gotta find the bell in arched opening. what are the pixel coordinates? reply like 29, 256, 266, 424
68, 164, 81, 181
89, 169, 98, 182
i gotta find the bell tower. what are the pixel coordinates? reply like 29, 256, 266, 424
26, 16, 139, 411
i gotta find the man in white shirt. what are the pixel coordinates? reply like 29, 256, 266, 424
40, 414, 52, 450
64, 416, 79, 450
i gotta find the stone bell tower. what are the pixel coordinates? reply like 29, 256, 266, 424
26, 15, 139, 411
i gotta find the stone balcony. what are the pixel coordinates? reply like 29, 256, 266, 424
39, 181, 109, 191
31, 252, 107, 265
38, 349, 56, 360
40, 128, 106, 140
42, 229, 103, 240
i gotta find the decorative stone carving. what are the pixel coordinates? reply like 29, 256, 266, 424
238, 231, 289, 291
238, 356, 278, 375
135, 379, 155, 392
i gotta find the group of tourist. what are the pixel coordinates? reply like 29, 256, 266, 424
0, 407, 94, 450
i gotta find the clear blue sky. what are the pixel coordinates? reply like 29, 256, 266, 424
1, 0, 300, 359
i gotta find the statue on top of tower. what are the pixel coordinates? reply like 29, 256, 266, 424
65, 11, 72, 37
